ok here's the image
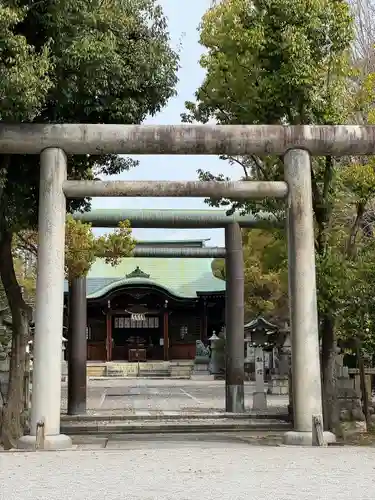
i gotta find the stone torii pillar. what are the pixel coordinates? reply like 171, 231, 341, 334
18, 148, 72, 450
283, 149, 335, 445
67, 277, 87, 415
224, 222, 245, 413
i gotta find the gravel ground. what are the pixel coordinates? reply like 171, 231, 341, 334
1, 446, 375, 500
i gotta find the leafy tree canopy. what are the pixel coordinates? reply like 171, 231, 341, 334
212, 228, 288, 322
185, 1, 355, 324
183, 0, 353, 127
182, 0, 354, 223
17, 215, 136, 281
64, 216, 136, 280
0, 0, 179, 231
0, 3, 51, 121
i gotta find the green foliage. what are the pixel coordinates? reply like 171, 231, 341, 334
64, 215, 136, 280
183, 0, 355, 228
185, 0, 375, 356
358, 72, 375, 124
0, 4, 52, 121
64, 216, 97, 280
183, 0, 353, 127
189, 0, 354, 323
212, 228, 288, 321
14, 218, 136, 282
339, 162, 375, 205
243, 235, 288, 321
0, 0, 179, 231
334, 246, 375, 353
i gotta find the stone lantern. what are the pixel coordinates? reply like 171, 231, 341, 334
208, 332, 221, 375
244, 317, 280, 410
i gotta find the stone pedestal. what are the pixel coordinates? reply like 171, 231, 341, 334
18, 434, 73, 451
283, 431, 336, 446
193, 359, 210, 376
278, 352, 290, 376
253, 347, 267, 410
337, 386, 367, 436
354, 373, 371, 400
253, 391, 267, 410
0, 367, 9, 403
0, 357, 9, 373
61, 360, 68, 382
268, 375, 289, 395
61, 344, 68, 382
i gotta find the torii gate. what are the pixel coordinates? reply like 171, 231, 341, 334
0, 123, 370, 448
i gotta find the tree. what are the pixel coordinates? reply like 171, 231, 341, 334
350, 0, 375, 77
212, 228, 288, 322
64, 216, 135, 280
183, 0, 355, 431
0, 0, 178, 447
0, 3, 51, 122
17, 215, 136, 280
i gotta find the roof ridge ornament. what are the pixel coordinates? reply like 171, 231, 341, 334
126, 266, 150, 279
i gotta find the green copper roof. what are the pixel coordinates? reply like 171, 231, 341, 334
79, 256, 225, 299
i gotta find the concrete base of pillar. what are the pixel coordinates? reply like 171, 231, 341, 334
225, 384, 245, 413
17, 433, 72, 450
252, 391, 267, 410
283, 430, 336, 446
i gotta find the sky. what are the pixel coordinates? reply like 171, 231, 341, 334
91, 0, 242, 246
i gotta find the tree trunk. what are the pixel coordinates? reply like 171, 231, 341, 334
357, 339, 371, 431
0, 230, 31, 449
321, 314, 339, 432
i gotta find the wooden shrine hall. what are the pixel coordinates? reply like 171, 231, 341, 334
64, 239, 225, 362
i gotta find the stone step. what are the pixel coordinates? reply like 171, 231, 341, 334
61, 411, 290, 422
61, 418, 291, 436
170, 369, 192, 375
138, 370, 171, 378
106, 370, 124, 377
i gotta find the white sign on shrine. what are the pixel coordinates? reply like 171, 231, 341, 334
131, 313, 146, 322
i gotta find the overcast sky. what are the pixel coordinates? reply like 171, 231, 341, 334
91, 0, 243, 246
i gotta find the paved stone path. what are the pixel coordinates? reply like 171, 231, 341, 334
1, 445, 375, 500
61, 378, 288, 415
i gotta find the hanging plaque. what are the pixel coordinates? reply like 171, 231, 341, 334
131, 313, 146, 322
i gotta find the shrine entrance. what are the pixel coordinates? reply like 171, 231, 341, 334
11, 122, 355, 450
111, 312, 163, 361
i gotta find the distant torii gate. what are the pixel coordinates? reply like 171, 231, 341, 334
67, 209, 274, 417
1, 123, 368, 449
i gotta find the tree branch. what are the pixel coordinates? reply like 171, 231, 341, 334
347, 202, 365, 258
15, 234, 37, 257
222, 155, 250, 179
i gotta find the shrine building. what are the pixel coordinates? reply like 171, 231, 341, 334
64, 239, 225, 362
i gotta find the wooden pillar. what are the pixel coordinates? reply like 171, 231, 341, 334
106, 312, 112, 362
163, 309, 169, 361
67, 277, 87, 415
201, 298, 208, 344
